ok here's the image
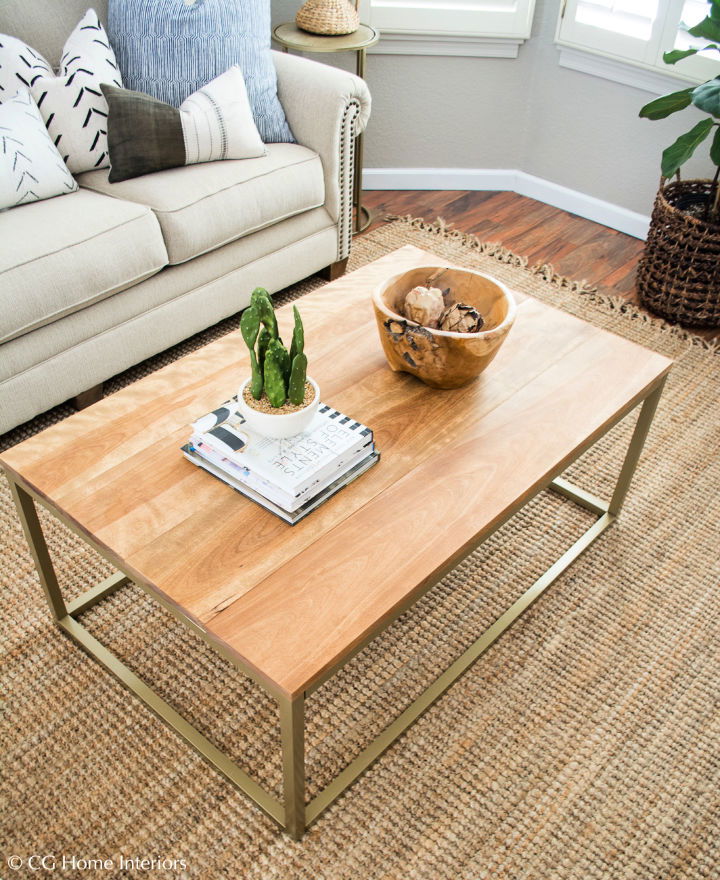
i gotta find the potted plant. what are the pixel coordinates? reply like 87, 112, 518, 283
637, 0, 720, 327
238, 288, 319, 438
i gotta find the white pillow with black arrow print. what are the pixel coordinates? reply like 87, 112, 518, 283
0, 34, 53, 97
0, 8, 122, 174
0, 90, 78, 210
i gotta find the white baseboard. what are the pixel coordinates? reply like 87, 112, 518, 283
362, 168, 650, 239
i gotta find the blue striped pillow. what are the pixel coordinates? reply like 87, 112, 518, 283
107, 0, 294, 144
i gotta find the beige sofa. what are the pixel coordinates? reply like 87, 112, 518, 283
0, 0, 370, 435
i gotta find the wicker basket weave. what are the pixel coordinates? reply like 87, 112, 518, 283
636, 178, 720, 328
296, 0, 359, 35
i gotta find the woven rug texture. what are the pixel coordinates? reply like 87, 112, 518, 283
1, 217, 719, 880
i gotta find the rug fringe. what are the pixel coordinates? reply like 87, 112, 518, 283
385, 214, 719, 353
386, 214, 530, 270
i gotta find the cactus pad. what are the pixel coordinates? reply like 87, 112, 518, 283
263, 348, 287, 408
257, 326, 270, 373
248, 351, 263, 399
289, 305, 304, 363
288, 353, 308, 405
251, 287, 279, 339
240, 304, 260, 350
268, 338, 291, 382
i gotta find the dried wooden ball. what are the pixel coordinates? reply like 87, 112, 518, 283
439, 302, 484, 333
403, 286, 446, 328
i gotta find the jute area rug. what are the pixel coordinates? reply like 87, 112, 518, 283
2, 217, 719, 880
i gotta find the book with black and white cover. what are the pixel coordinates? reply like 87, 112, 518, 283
190, 438, 374, 512
181, 444, 380, 524
189, 399, 374, 502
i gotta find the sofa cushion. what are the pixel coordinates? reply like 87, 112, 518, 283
77, 143, 325, 265
0, 188, 168, 344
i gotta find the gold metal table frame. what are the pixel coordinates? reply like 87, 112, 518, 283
7, 376, 665, 840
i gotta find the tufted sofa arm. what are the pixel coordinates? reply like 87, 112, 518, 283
273, 51, 371, 261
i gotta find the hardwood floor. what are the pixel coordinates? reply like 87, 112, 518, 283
360, 190, 718, 344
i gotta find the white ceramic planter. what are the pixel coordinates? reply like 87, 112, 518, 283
237, 376, 320, 439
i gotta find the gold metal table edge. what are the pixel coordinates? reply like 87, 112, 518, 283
5, 376, 667, 839
272, 23, 380, 54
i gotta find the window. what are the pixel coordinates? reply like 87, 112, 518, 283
556, 0, 719, 85
367, 0, 538, 55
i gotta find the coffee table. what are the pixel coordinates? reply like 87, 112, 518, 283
1, 246, 671, 839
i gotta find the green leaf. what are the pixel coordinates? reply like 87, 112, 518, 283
689, 17, 720, 42
661, 118, 715, 177
663, 47, 699, 64
711, 0, 720, 22
692, 78, 720, 116
639, 87, 694, 119
711, 126, 720, 165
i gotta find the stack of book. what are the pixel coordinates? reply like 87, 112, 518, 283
181, 398, 379, 524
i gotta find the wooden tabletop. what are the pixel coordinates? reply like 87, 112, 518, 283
1, 246, 672, 698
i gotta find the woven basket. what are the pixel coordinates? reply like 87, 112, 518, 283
636, 178, 720, 328
296, 0, 359, 35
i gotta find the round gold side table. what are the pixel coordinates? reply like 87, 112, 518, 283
272, 22, 379, 234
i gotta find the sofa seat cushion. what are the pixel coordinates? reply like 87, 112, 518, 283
0, 189, 168, 345
76, 143, 324, 265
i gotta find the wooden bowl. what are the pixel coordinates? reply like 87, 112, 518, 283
372, 266, 517, 389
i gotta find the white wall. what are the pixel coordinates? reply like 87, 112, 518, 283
272, 0, 714, 217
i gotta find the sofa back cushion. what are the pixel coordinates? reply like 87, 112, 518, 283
0, 0, 108, 67
107, 0, 294, 145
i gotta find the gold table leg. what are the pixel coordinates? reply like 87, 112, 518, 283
8, 480, 67, 621
352, 47, 373, 236
280, 694, 306, 839
609, 379, 665, 516
5, 376, 666, 838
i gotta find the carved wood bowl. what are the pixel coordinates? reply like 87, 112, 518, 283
372, 265, 517, 389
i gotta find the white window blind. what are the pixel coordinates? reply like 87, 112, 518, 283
557, 0, 719, 82
369, 0, 537, 40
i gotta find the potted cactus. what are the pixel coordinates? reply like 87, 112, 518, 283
237, 288, 319, 438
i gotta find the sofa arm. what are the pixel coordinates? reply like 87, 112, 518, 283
273, 50, 371, 260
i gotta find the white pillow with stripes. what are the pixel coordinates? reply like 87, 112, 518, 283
181, 66, 266, 164
0, 90, 78, 210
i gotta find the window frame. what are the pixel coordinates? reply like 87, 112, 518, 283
365, 0, 538, 55
555, 0, 720, 89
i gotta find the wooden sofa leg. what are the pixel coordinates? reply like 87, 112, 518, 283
72, 382, 104, 411
319, 258, 348, 282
